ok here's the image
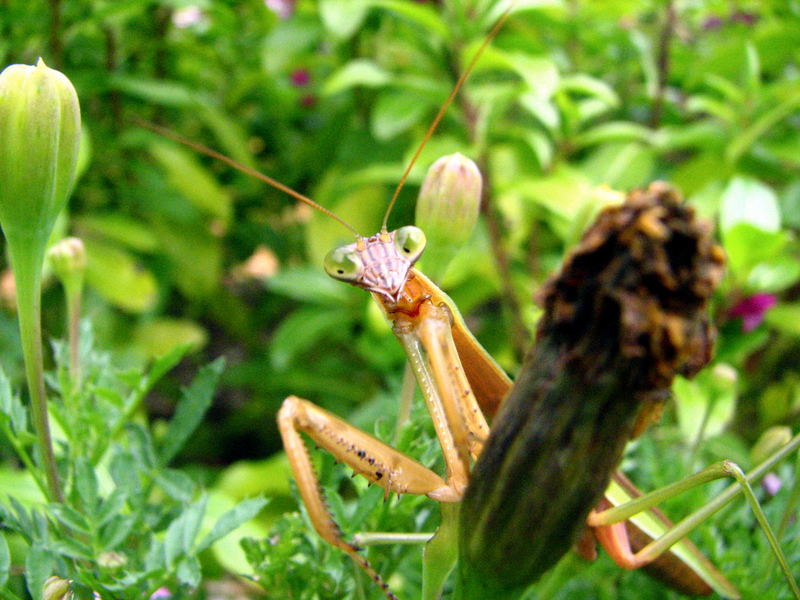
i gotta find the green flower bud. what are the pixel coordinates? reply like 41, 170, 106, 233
0, 59, 80, 251
414, 153, 482, 281
751, 426, 792, 467
43, 575, 72, 600
47, 236, 86, 289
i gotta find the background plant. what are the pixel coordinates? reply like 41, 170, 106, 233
1, 0, 799, 598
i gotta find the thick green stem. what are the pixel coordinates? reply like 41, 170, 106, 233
10, 241, 63, 503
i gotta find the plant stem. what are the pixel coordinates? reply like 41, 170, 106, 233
10, 242, 64, 503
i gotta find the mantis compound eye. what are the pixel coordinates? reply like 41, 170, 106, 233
394, 226, 426, 263
324, 247, 363, 281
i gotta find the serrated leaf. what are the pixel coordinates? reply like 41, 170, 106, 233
165, 495, 208, 567
74, 457, 99, 517
100, 514, 136, 550
156, 468, 197, 502
159, 358, 224, 466
96, 488, 128, 527
197, 496, 269, 552
49, 537, 93, 561
49, 504, 91, 535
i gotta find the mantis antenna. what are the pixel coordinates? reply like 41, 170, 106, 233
379, 3, 515, 233
135, 119, 362, 238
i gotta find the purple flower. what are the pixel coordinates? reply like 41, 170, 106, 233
149, 589, 172, 600
762, 473, 782, 496
702, 16, 723, 31
729, 293, 777, 332
290, 68, 310, 87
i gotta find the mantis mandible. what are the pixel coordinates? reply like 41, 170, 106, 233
147, 4, 800, 599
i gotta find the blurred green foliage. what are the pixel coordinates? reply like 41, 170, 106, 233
2, 0, 800, 598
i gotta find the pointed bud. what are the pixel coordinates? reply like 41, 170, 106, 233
414, 153, 482, 281
0, 59, 80, 252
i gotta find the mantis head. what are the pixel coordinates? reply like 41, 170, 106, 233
323, 226, 427, 302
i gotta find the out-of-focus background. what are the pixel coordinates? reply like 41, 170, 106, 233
2, 0, 800, 598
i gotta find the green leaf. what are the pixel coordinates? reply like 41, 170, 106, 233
176, 555, 202, 587
765, 304, 800, 337
320, 0, 369, 39
75, 214, 160, 252
370, 0, 448, 38
323, 60, 391, 96
197, 496, 269, 552
0, 532, 8, 587
372, 90, 431, 141
559, 73, 619, 106
110, 75, 201, 107
573, 121, 653, 149
720, 177, 780, 233
49, 503, 91, 535
83, 238, 158, 313
0, 368, 26, 434
148, 141, 232, 222
133, 318, 207, 359
74, 456, 99, 516
156, 468, 197, 502
99, 514, 136, 550
726, 90, 800, 163
147, 343, 193, 388
270, 306, 353, 370
165, 495, 208, 567
723, 224, 788, 281
265, 267, 352, 306
24, 544, 52, 600
159, 358, 224, 466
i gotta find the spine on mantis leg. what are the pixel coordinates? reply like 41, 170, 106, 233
457, 182, 725, 600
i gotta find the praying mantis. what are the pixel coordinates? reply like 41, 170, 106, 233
147, 3, 800, 599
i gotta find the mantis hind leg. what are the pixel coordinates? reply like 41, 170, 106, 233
589, 435, 800, 599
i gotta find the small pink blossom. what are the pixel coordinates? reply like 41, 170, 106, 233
290, 68, 310, 87
172, 6, 204, 29
729, 293, 777, 332
265, 0, 295, 19
762, 473, 782, 496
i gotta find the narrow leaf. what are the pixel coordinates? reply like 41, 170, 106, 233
159, 358, 224, 466
197, 496, 269, 552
